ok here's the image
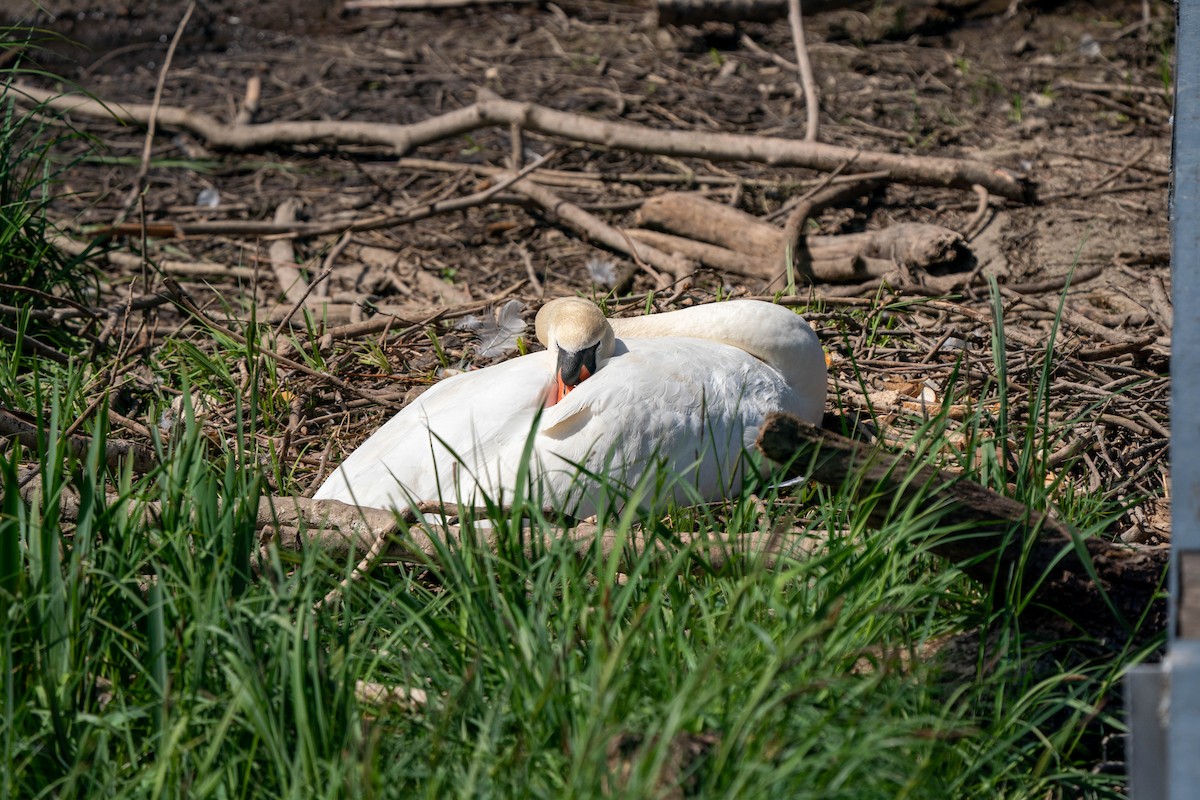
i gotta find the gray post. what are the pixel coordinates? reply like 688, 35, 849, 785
1129, 3, 1200, 798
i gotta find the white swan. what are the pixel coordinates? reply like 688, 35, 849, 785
313, 298, 826, 517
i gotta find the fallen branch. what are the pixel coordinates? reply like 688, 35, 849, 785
1, 406, 158, 473
635, 192, 966, 283
80, 150, 557, 240
626, 228, 890, 283
12, 83, 1033, 201
512, 176, 691, 284
52, 234, 258, 278
258, 496, 808, 574
786, 0, 820, 142
776, 178, 886, 288
268, 198, 308, 306
756, 412, 1167, 637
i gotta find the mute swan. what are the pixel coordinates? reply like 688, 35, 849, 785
313, 298, 826, 517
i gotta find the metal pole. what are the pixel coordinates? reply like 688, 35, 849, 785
1129, 3, 1200, 798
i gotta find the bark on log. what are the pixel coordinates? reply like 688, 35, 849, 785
756, 412, 1167, 637
635, 193, 966, 281
1, 406, 158, 474
258, 496, 810, 571
626, 228, 890, 283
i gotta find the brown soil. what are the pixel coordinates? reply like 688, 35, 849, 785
6, 0, 1173, 542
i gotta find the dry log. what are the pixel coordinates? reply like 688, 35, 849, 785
638, 194, 782, 257
30, 480, 815, 576
636, 193, 966, 280
12, 83, 1032, 201
625, 228, 889, 283
259, 496, 809, 571
756, 412, 1167, 637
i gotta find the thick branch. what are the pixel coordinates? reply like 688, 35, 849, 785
626, 228, 890, 283
258, 496, 810, 572
635, 192, 966, 282
512, 177, 692, 282
756, 413, 1167, 636
2, 406, 158, 473
12, 83, 1032, 201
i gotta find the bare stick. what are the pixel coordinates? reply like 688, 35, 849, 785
268, 199, 308, 306
0, 322, 68, 364
511, 177, 694, 280
272, 233, 348, 340
961, 184, 991, 240
271, 279, 527, 358
50, 234, 259, 279
786, 0, 819, 142
14, 84, 1032, 200
519, 246, 544, 297
235, 74, 261, 126
117, 1, 195, 224
0, 405, 157, 473
82, 150, 557, 240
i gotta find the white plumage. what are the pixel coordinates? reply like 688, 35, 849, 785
313, 298, 826, 517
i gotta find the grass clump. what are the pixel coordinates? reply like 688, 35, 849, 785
0, 45, 100, 346
0, 363, 1149, 797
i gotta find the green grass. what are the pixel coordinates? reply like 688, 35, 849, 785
0, 58, 101, 350
0, 343, 1155, 798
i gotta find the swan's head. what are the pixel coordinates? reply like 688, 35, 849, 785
535, 297, 616, 404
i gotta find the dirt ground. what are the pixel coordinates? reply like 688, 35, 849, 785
7, 0, 1174, 540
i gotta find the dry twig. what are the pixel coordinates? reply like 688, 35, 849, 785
786, 0, 820, 142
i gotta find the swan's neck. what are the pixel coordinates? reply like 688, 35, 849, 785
609, 302, 798, 367
608, 301, 826, 420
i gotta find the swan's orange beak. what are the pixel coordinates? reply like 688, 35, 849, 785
550, 344, 598, 405
553, 363, 592, 404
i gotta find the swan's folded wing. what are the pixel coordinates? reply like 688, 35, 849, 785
530, 337, 792, 511
313, 353, 555, 510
